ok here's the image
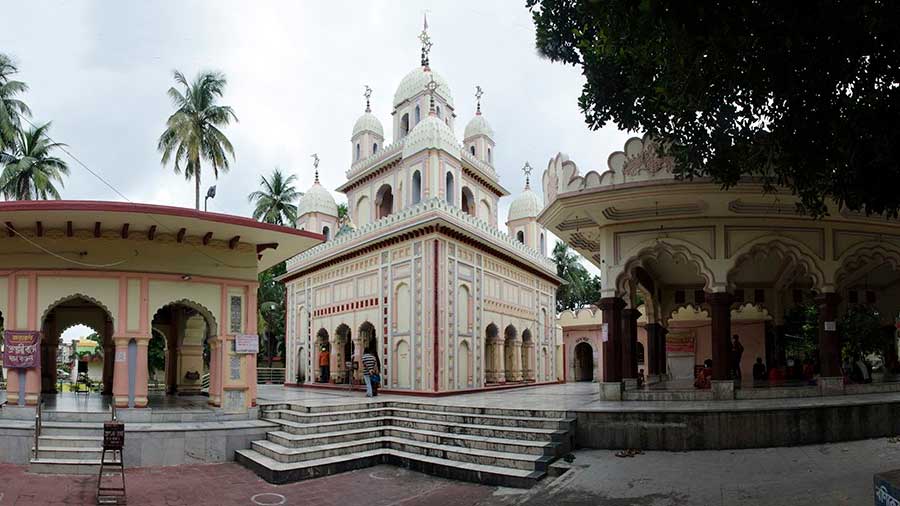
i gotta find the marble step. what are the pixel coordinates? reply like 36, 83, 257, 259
387, 401, 571, 419
265, 415, 565, 442
35, 445, 104, 461
267, 407, 573, 430
30, 457, 120, 475
38, 435, 104, 448
43, 411, 114, 423
41, 422, 104, 437
262, 401, 382, 415
266, 425, 558, 456
235, 446, 543, 488
254, 436, 549, 471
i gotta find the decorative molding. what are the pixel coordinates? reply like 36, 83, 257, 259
728, 199, 803, 216
602, 201, 706, 221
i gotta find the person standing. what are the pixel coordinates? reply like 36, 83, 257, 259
731, 335, 745, 381
752, 357, 767, 384
362, 348, 379, 397
318, 346, 330, 383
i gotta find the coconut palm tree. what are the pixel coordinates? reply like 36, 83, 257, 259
0, 122, 69, 200
0, 53, 31, 153
158, 70, 237, 210
248, 168, 300, 226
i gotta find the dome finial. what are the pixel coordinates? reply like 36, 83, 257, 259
364, 85, 372, 113
425, 76, 438, 116
311, 153, 320, 183
522, 161, 533, 189
418, 13, 433, 70
475, 85, 483, 115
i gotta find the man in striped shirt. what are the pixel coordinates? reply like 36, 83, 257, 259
361, 349, 379, 397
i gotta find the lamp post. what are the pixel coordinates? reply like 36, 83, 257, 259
204, 185, 217, 212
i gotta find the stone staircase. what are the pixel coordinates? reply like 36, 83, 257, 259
236, 400, 575, 488
31, 411, 114, 474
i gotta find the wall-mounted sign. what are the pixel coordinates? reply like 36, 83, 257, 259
2, 330, 41, 369
230, 295, 242, 333
824, 321, 836, 332
235, 334, 259, 354
115, 350, 127, 363
666, 333, 695, 353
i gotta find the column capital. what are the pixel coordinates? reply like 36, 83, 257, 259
597, 297, 626, 311
113, 335, 150, 346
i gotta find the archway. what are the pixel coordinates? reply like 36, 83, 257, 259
412, 170, 422, 205
335, 324, 352, 383
459, 340, 471, 388
445, 172, 455, 205
485, 323, 499, 384
521, 329, 535, 381
356, 195, 371, 225
315, 329, 330, 383
394, 339, 411, 389
359, 321, 378, 372
461, 187, 475, 216
151, 301, 215, 396
375, 184, 393, 219
504, 324, 518, 382
42, 295, 115, 396
574, 342, 594, 381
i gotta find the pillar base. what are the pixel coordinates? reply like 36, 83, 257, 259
599, 381, 623, 401
818, 376, 845, 396
622, 378, 639, 390
711, 380, 735, 400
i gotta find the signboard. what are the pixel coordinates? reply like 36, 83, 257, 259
115, 350, 127, 363
2, 330, 41, 369
230, 296, 242, 333
235, 334, 259, 354
103, 421, 125, 450
666, 332, 695, 354
824, 321, 836, 332
601, 323, 609, 343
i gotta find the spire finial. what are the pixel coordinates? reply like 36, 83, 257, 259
418, 13, 433, 69
363, 85, 372, 113
312, 153, 320, 183
475, 86, 483, 115
426, 76, 438, 115
522, 162, 533, 189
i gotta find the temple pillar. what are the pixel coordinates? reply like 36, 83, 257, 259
112, 336, 131, 408
645, 323, 662, 382
598, 297, 625, 400
621, 308, 641, 386
522, 342, 535, 381
134, 336, 150, 407
43, 342, 59, 394
353, 336, 365, 383
497, 340, 507, 384
208, 336, 223, 406
103, 318, 114, 395
817, 292, 844, 395
512, 340, 523, 382
658, 326, 669, 378
708, 292, 734, 400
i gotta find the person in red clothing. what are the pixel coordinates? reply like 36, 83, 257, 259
768, 361, 785, 384
318, 346, 330, 383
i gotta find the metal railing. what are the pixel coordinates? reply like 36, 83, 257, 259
256, 367, 286, 384
111, 398, 117, 421
33, 395, 43, 459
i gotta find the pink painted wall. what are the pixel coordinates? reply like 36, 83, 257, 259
669, 319, 766, 378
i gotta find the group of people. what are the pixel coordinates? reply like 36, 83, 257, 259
694, 334, 746, 389
318, 346, 382, 397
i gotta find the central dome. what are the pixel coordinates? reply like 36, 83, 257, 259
352, 112, 384, 139
393, 67, 454, 109
508, 187, 542, 221
298, 182, 338, 218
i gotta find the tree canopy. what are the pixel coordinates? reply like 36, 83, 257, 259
528, 1, 900, 216
0, 122, 69, 200
0, 53, 31, 153
248, 168, 300, 226
552, 241, 602, 312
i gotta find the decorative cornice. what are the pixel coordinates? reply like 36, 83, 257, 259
603, 202, 706, 221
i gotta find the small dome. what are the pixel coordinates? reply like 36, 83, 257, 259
464, 114, 494, 140
393, 67, 454, 109
402, 113, 459, 158
508, 187, 542, 221
298, 182, 338, 218
352, 112, 384, 139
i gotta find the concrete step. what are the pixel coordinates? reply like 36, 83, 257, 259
38, 435, 104, 448
41, 422, 104, 437
252, 438, 385, 463
267, 425, 557, 456
387, 401, 571, 419
267, 407, 573, 430
235, 447, 543, 488
43, 411, 114, 423
35, 446, 103, 461
29, 456, 120, 475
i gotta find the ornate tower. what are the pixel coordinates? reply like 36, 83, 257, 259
464, 86, 495, 165
351, 86, 385, 162
507, 162, 548, 255
296, 154, 338, 241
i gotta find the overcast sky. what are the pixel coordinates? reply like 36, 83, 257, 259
3, 1, 634, 339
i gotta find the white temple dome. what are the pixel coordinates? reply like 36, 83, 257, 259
402, 113, 459, 158
352, 112, 384, 139
464, 114, 494, 140
298, 182, 338, 218
508, 187, 542, 221
393, 67, 454, 109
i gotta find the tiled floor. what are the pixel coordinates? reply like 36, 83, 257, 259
40, 392, 213, 412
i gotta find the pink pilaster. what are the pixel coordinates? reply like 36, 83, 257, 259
134, 337, 150, 407
112, 336, 130, 407
246, 285, 258, 406
207, 336, 223, 407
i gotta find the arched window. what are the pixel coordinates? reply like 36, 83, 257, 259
412, 170, 422, 205
322, 226, 330, 241
355, 143, 361, 161
401, 113, 410, 137
414, 105, 421, 124
540, 233, 546, 255
479, 199, 491, 224
487, 148, 492, 163
445, 172, 455, 205
375, 184, 393, 219
461, 187, 475, 216
373, 143, 378, 154
516, 230, 524, 243
470, 145, 476, 156
356, 195, 370, 225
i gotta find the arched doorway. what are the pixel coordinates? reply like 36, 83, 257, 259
315, 329, 330, 383
521, 329, 534, 381
335, 324, 352, 384
574, 342, 594, 382
42, 295, 115, 396
461, 187, 475, 216
151, 301, 215, 396
504, 325, 518, 382
395, 339, 411, 388
358, 321, 377, 383
459, 340, 471, 388
485, 323, 499, 384
375, 184, 393, 219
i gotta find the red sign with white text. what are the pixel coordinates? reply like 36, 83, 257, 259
2, 330, 41, 368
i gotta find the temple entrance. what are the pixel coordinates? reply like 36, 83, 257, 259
574, 342, 594, 382
151, 301, 214, 396
335, 324, 352, 383
315, 329, 330, 383
42, 295, 114, 396
504, 325, 517, 382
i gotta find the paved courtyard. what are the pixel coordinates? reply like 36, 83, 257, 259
0, 436, 896, 505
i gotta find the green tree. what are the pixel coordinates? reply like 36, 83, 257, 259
148, 330, 166, 379
158, 70, 237, 210
248, 169, 300, 226
783, 302, 819, 360
528, 1, 900, 217
258, 261, 287, 368
337, 202, 348, 221
0, 122, 69, 200
552, 241, 601, 312
839, 305, 889, 363
0, 53, 31, 153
